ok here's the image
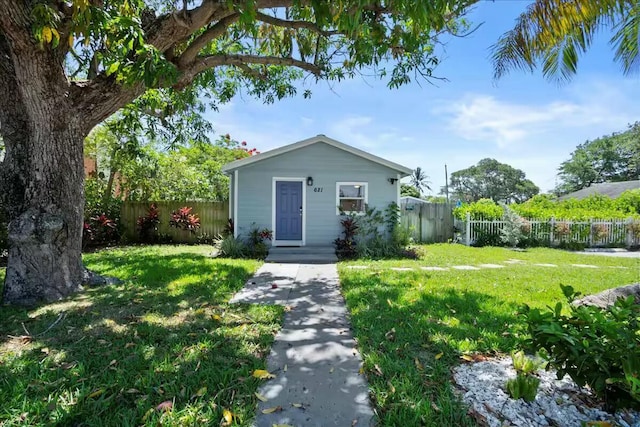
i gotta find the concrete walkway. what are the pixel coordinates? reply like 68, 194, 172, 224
230, 263, 373, 427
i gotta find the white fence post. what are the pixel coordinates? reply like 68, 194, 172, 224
626, 217, 633, 248
549, 216, 555, 246
465, 212, 471, 246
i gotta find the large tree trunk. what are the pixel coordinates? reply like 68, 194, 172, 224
0, 24, 86, 305
1, 123, 85, 306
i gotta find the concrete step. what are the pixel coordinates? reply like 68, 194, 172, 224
268, 246, 335, 255
265, 253, 338, 264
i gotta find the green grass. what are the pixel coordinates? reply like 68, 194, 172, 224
0, 245, 281, 426
338, 244, 640, 426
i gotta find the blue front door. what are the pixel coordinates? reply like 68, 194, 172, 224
275, 181, 303, 241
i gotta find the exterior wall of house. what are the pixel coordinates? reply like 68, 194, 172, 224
233, 142, 400, 245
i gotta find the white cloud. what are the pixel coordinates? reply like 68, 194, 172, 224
435, 81, 640, 148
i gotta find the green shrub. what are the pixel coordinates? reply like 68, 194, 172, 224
454, 191, 640, 222
511, 350, 545, 375
505, 351, 544, 402
214, 235, 247, 258
84, 177, 122, 222
245, 224, 272, 259
522, 285, 640, 410
471, 229, 503, 247
336, 203, 416, 260
506, 375, 540, 402
500, 204, 526, 247
556, 240, 586, 251
454, 198, 503, 220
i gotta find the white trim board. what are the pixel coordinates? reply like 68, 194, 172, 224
233, 170, 238, 238
271, 177, 306, 247
222, 134, 412, 176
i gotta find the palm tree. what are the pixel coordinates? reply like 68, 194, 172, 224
491, 0, 639, 83
410, 167, 431, 195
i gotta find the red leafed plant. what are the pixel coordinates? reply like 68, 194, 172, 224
169, 206, 201, 233
82, 214, 118, 248
136, 203, 161, 242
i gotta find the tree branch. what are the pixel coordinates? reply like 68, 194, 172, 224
254, 11, 341, 37
236, 63, 268, 80
69, 0, 303, 128
176, 53, 323, 88
178, 12, 240, 67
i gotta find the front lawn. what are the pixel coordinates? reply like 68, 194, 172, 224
339, 244, 640, 426
0, 245, 281, 426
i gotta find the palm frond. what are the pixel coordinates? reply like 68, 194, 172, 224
611, 2, 640, 73
491, 0, 635, 83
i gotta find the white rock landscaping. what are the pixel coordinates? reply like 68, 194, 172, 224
453, 357, 640, 427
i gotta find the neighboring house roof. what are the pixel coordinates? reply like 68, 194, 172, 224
400, 196, 427, 204
558, 180, 640, 201
222, 134, 413, 176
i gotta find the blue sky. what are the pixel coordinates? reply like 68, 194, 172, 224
205, 1, 640, 194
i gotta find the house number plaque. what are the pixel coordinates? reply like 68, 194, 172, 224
313, 187, 323, 192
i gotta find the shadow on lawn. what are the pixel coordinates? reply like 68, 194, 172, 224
340, 272, 523, 426
0, 249, 280, 426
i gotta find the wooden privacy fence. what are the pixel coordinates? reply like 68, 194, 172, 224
455, 213, 640, 248
400, 203, 455, 243
121, 201, 229, 243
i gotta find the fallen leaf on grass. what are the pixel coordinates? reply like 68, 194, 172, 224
373, 364, 383, 376
155, 400, 173, 412
414, 357, 424, 371
261, 406, 282, 414
211, 314, 222, 322
125, 388, 140, 394
358, 367, 364, 375
435, 353, 443, 360
125, 342, 136, 349
220, 408, 234, 426
460, 354, 488, 362
88, 389, 104, 399
384, 328, 396, 341
431, 402, 441, 412
387, 381, 396, 394
255, 392, 268, 402
193, 387, 207, 398
253, 369, 276, 379
60, 361, 77, 370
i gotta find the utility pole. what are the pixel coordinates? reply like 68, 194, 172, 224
444, 164, 449, 203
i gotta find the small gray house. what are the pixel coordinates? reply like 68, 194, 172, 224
222, 135, 412, 246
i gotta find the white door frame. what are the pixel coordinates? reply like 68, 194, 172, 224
272, 177, 306, 247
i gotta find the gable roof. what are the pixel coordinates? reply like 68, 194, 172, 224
400, 196, 428, 203
222, 134, 413, 176
558, 180, 640, 201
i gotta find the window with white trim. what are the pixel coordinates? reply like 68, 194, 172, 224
336, 182, 368, 214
